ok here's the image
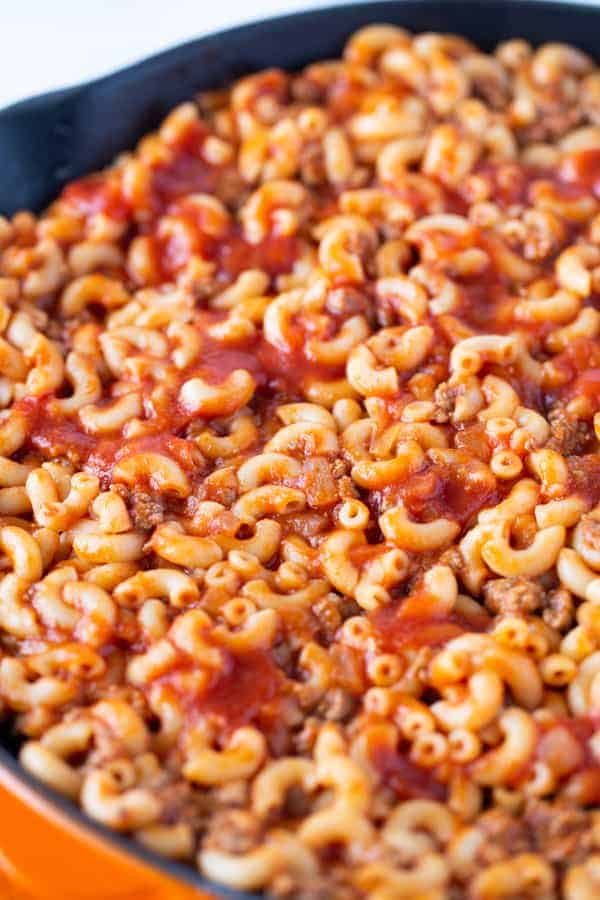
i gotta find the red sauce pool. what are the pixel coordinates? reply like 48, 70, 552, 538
200, 648, 281, 733
61, 173, 130, 221
373, 458, 499, 530
371, 591, 490, 653
560, 148, 600, 193
370, 738, 447, 801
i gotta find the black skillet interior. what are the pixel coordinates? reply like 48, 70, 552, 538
1, 0, 600, 895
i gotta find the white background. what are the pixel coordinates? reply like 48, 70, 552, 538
2, 0, 596, 110
1, 0, 328, 109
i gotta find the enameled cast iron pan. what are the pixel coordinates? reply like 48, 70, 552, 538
0, 2, 599, 897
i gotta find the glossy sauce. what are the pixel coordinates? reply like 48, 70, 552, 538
371, 592, 490, 653
155, 646, 282, 738
560, 148, 600, 193
369, 737, 447, 801
199, 648, 281, 733
372, 458, 500, 530
61, 173, 130, 221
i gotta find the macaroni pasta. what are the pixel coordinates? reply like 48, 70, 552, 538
1, 23, 600, 900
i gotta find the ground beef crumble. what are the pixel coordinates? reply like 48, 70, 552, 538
547, 406, 592, 456
129, 490, 165, 530
543, 586, 575, 631
272, 873, 360, 900
524, 799, 597, 865
316, 687, 357, 722
472, 808, 532, 863
483, 576, 543, 615
202, 809, 263, 853
579, 514, 600, 552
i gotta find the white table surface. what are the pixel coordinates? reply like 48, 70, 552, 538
2, 0, 595, 110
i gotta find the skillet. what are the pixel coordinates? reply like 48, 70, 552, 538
1, 1, 600, 896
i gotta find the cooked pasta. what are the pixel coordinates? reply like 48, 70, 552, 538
0, 23, 600, 899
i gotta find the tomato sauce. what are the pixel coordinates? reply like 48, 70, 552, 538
369, 737, 447, 801
199, 648, 281, 733
512, 715, 600, 789
455, 277, 515, 335
18, 393, 204, 489
473, 162, 538, 208
18, 312, 335, 484
568, 367, 600, 407
560, 149, 600, 194
61, 173, 130, 221
371, 589, 490, 653
217, 231, 300, 281
153, 153, 222, 206
547, 339, 600, 402
184, 310, 342, 394
372, 458, 499, 530
155, 217, 300, 282
18, 394, 97, 462
87, 434, 202, 486
146, 119, 230, 216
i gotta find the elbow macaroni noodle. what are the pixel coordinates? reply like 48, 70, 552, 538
0, 23, 599, 899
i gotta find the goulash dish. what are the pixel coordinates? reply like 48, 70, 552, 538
1, 24, 600, 899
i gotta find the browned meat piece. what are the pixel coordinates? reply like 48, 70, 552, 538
469, 70, 510, 110
438, 545, 465, 574
579, 514, 600, 551
475, 808, 532, 863
316, 687, 357, 722
519, 105, 583, 143
301, 458, 339, 509
524, 799, 595, 864
547, 406, 591, 455
272, 873, 359, 899
272, 639, 295, 676
483, 576, 543, 615
312, 594, 342, 642
335, 474, 359, 500
330, 458, 350, 479
543, 586, 575, 631
299, 143, 326, 186
433, 381, 456, 423
129, 491, 165, 530
326, 286, 372, 319
202, 809, 262, 853
210, 780, 248, 809
158, 781, 211, 831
